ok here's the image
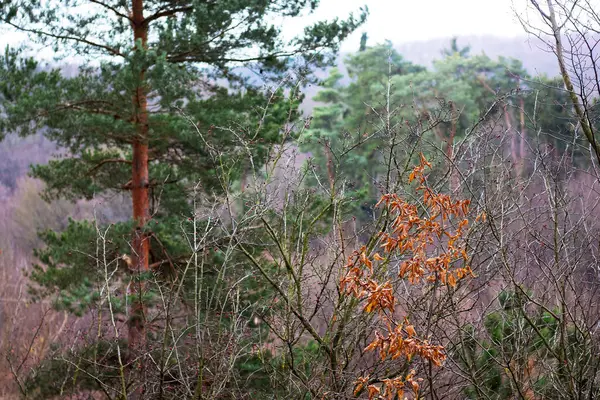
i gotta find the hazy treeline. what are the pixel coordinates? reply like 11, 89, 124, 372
1, 1, 600, 399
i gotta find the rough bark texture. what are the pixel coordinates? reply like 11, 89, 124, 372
129, 0, 150, 356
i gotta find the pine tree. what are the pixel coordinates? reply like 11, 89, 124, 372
441, 36, 471, 58
392, 47, 530, 183
0, 0, 366, 391
299, 42, 424, 221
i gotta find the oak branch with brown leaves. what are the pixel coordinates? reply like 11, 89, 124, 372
342, 155, 481, 399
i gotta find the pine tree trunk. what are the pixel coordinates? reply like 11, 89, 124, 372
129, 0, 150, 358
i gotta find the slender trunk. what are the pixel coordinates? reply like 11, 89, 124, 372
129, 0, 150, 357
505, 105, 519, 168
324, 141, 335, 192
518, 96, 526, 177
240, 168, 248, 193
429, 92, 459, 191
447, 102, 459, 191
476, 75, 519, 172
446, 103, 457, 160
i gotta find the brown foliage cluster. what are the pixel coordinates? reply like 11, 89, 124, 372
341, 155, 480, 399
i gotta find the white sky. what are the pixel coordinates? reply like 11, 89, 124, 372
0, 0, 528, 54
298, 0, 527, 51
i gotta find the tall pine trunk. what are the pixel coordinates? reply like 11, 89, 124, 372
129, 0, 150, 356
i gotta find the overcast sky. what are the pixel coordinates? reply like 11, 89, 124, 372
0, 0, 528, 54
294, 0, 527, 51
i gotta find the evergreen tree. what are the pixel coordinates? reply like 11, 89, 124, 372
392, 48, 530, 184
300, 39, 532, 219
299, 42, 424, 221
524, 75, 590, 167
457, 290, 572, 399
0, 0, 366, 394
358, 32, 368, 52
441, 36, 471, 58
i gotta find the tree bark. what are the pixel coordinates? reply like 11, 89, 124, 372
129, 0, 150, 357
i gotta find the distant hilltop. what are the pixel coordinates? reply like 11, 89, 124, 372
299, 35, 560, 113
392, 35, 558, 77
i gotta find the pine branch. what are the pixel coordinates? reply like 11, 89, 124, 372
86, 158, 132, 176
89, 0, 132, 22
143, 6, 194, 26
167, 50, 296, 64
53, 101, 126, 121
1, 19, 124, 57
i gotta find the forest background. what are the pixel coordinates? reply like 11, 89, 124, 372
1, 0, 600, 399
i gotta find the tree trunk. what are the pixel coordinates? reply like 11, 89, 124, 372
447, 101, 459, 191
505, 105, 518, 167
129, 0, 150, 357
324, 141, 335, 192
476, 75, 520, 175
518, 96, 526, 177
